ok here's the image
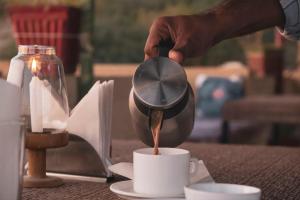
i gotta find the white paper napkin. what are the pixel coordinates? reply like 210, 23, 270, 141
67, 81, 101, 148
42, 80, 68, 130
7, 59, 24, 88
67, 80, 114, 176
0, 79, 21, 121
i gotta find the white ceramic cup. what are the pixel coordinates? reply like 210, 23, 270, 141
133, 148, 199, 196
184, 183, 261, 200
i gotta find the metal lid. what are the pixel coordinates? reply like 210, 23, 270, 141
18, 45, 56, 55
133, 57, 187, 109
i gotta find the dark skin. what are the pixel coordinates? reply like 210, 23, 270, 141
144, 0, 286, 64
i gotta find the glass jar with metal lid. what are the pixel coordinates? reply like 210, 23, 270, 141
7, 45, 69, 133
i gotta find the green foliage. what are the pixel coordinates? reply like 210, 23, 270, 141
94, 0, 238, 64
0, 0, 5, 17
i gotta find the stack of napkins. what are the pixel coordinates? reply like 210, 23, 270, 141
66, 80, 114, 176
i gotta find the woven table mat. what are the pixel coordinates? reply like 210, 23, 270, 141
23, 140, 300, 200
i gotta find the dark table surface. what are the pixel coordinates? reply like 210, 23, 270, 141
23, 140, 300, 200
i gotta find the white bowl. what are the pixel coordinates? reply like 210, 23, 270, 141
184, 183, 261, 200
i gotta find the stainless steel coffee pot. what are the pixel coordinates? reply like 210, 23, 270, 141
129, 45, 195, 147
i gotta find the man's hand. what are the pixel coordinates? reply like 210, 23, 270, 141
144, 0, 285, 64
144, 13, 220, 64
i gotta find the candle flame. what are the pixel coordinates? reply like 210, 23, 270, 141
32, 59, 38, 73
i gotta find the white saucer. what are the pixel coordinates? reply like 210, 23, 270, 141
110, 180, 185, 199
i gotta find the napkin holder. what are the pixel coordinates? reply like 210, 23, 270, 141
46, 134, 110, 182
44, 81, 114, 182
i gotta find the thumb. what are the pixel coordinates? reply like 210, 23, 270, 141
168, 49, 184, 64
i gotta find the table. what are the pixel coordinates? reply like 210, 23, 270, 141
221, 96, 300, 144
23, 140, 300, 200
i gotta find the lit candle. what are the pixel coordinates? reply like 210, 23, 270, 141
29, 59, 43, 133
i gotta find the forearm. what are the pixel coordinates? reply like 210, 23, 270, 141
144, 0, 287, 61
211, 0, 285, 42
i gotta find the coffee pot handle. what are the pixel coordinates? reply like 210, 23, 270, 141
158, 39, 174, 57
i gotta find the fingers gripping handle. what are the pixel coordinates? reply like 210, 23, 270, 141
158, 39, 174, 57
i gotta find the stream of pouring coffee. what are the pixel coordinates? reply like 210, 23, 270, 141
150, 110, 164, 155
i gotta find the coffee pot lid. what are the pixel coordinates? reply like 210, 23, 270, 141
133, 57, 187, 109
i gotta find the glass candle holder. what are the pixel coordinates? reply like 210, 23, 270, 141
8, 45, 69, 133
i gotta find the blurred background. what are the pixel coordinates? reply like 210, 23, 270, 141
0, 0, 300, 146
